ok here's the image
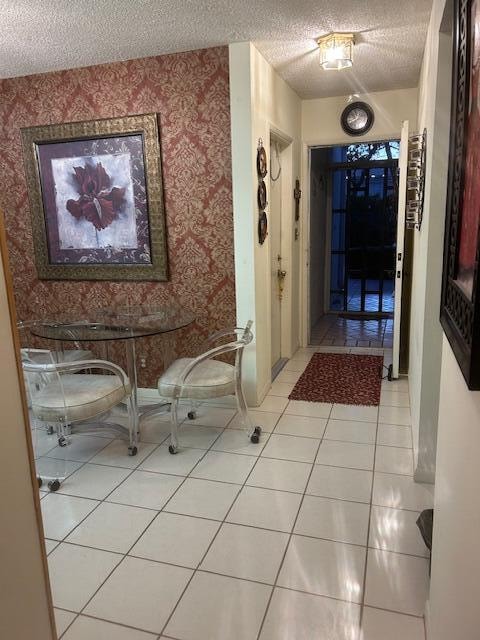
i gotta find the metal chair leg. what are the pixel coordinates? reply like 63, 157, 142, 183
235, 378, 262, 444
169, 397, 180, 454
126, 394, 138, 456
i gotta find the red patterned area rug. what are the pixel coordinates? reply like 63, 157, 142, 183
289, 353, 383, 405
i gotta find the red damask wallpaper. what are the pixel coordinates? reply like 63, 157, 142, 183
0, 47, 235, 386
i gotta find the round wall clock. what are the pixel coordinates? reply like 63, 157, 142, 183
341, 101, 374, 137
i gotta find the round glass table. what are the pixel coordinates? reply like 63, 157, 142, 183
30, 304, 195, 425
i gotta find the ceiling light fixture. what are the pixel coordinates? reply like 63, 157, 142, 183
317, 32, 354, 70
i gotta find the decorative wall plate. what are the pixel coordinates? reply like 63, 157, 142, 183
257, 180, 267, 210
258, 212, 268, 244
257, 144, 268, 178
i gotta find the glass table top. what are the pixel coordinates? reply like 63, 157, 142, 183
29, 305, 195, 342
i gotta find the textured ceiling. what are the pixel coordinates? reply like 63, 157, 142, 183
1, 0, 432, 99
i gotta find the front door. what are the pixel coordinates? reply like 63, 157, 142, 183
270, 139, 283, 370
329, 151, 399, 315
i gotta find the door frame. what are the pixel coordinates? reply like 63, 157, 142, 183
300, 135, 403, 347
269, 125, 294, 366
0, 209, 56, 639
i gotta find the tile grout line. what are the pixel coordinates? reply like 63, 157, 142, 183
254, 401, 333, 640
54, 446, 167, 638
358, 353, 384, 630
42, 429, 149, 640
358, 434, 377, 628
60, 416, 232, 637
53, 517, 432, 565
43, 402, 244, 638
47, 439, 420, 542
156, 414, 275, 637
55, 573, 427, 640
48, 384, 424, 637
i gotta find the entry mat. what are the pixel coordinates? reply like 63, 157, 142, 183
288, 353, 383, 406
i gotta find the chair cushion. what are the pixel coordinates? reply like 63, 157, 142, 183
31, 374, 130, 423
158, 357, 236, 399
21, 349, 93, 409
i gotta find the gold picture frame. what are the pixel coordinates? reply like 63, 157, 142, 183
21, 113, 168, 281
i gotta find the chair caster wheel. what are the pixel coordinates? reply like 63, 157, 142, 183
168, 445, 178, 455
187, 411, 196, 420
48, 479, 60, 492
37, 477, 43, 489
47, 426, 54, 435
387, 364, 393, 381
128, 446, 138, 457
250, 426, 262, 444
58, 436, 67, 447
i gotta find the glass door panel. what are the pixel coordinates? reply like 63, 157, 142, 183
328, 142, 399, 315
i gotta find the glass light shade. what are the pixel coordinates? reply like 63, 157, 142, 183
318, 33, 354, 70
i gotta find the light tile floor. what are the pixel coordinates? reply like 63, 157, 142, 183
311, 314, 394, 348
36, 346, 432, 640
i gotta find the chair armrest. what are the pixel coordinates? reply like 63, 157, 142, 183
199, 322, 253, 352
22, 359, 131, 393
173, 340, 242, 395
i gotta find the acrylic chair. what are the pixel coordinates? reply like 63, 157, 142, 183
18, 320, 93, 367
157, 321, 262, 454
22, 350, 137, 491
18, 320, 94, 415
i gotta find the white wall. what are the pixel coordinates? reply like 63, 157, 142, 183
302, 87, 419, 146
417, 1, 480, 637
230, 42, 302, 404
229, 43, 258, 403
409, 0, 452, 482
0, 227, 55, 639
428, 337, 480, 640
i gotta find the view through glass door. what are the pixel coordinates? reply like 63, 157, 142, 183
329, 141, 400, 316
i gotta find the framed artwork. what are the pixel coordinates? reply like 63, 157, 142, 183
441, 0, 480, 388
21, 113, 168, 281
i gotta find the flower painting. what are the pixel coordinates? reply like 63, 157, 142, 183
21, 113, 168, 280
66, 161, 126, 232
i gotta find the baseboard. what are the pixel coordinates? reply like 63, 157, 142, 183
414, 464, 436, 485
424, 599, 431, 639
272, 358, 288, 381
255, 379, 273, 407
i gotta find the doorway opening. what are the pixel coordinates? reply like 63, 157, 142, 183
309, 140, 400, 349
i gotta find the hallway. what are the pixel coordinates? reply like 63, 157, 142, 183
40, 346, 431, 639
311, 316, 394, 348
